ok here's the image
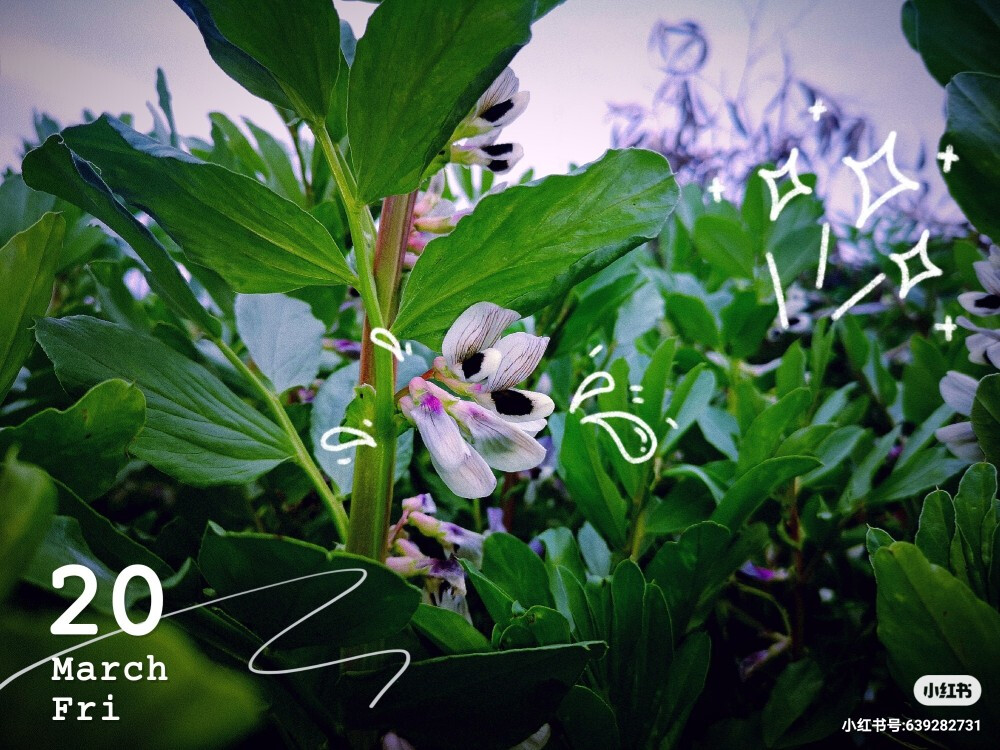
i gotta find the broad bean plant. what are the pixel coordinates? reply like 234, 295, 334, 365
1, 1, 1000, 748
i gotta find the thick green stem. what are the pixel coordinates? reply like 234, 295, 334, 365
215, 338, 349, 541
346, 193, 418, 560
309, 119, 419, 562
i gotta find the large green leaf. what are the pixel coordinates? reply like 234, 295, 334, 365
0, 452, 56, 601
21, 135, 221, 336
395, 149, 678, 345
874, 542, 1000, 729
916, 489, 957, 568
909, 0, 1000, 86
349, 0, 533, 201
196, 0, 340, 121
761, 658, 825, 748
655, 631, 711, 749
0, 606, 262, 749
35, 316, 294, 485
736, 388, 810, 476
61, 116, 354, 292
556, 685, 621, 750
410, 603, 490, 655
0, 213, 64, 399
941, 73, 1000, 242
692, 214, 755, 277
343, 642, 605, 750
0, 380, 144, 500
198, 524, 420, 648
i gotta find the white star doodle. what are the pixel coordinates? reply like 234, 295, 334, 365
708, 176, 726, 203
937, 144, 959, 174
889, 230, 941, 299
808, 99, 827, 121
758, 148, 813, 221
934, 315, 957, 342
842, 130, 919, 229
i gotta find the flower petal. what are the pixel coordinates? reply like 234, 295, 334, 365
518, 418, 548, 436
474, 388, 555, 423
974, 259, 1000, 297
485, 332, 550, 392
939, 370, 979, 415
430, 449, 496, 499
959, 291, 1000, 316
936, 421, 983, 460
452, 401, 546, 472
442, 302, 519, 374
402, 493, 437, 514
409, 380, 468, 471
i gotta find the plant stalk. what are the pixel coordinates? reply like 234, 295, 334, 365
347, 192, 418, 560
215, 338, 349, 541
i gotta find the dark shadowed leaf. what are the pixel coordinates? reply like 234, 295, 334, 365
0, 213, 63, 399
0, 380, 144, 500
0, 452, 56, 601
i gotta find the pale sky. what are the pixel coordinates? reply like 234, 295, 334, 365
0, 0, 952, 213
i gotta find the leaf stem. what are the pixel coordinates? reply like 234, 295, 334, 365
215, 337, 349, 541
309, 122, 382, 330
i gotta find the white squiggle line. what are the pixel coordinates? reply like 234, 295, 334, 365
569, 371, 615, 414
0, 568, 410, 709
765, 252, 789, 330
369, 327, 404, 362
816, 222, 830, 290
581, 411, 658, 465
831, 273, 886, 321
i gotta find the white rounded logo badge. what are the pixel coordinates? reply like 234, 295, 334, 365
914, 675, 981, 706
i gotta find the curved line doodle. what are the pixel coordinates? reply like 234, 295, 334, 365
0, 569, 410, 709
570, 370, 659, 464
321, 421, 377, 466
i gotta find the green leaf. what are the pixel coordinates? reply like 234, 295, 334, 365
36, 316, 294, 485
0, 605, 262, 748
762, 658, 825, 747
22, 516, 141, 614
199, 524, 420, 648
61, 116, 354, 292
903, 335, 949, 423
776, 341, 806, 397
234, 293, 324, 394
556, 685, 621, 750
910, 0, 1000, 85
536, 527, 587, 584
664, 293, 720, 347
942, 72, 1000, 241
866, 526, 895, 559
0, 451, 56, 601
736, 388, 811, 476
21, 135, 221, 335
972, 373, 1000, 464
395, 149, 678, 345
498, 604, 573, 648
349, 0, 533, 201
0, 213, 64, 399
953, 462, 997, 572
482, 532, 555, 609
460, 559, 516, 628
559, 413, 629, 549
344, 642, 606, 750
662, 366, 716, 454
646, 521, 745, 635
870, 446, 966, 506
411, 603, 490, 654
916, 488, 956, 568
721, 290, 777, 359
578, 522, 612, 578
693, 214, 755, 277
199, 0, 340, 121
0, 380, 144, 500
874, 542, 1000, 727
656, 631, 711, 749
712, 456, 820, 530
